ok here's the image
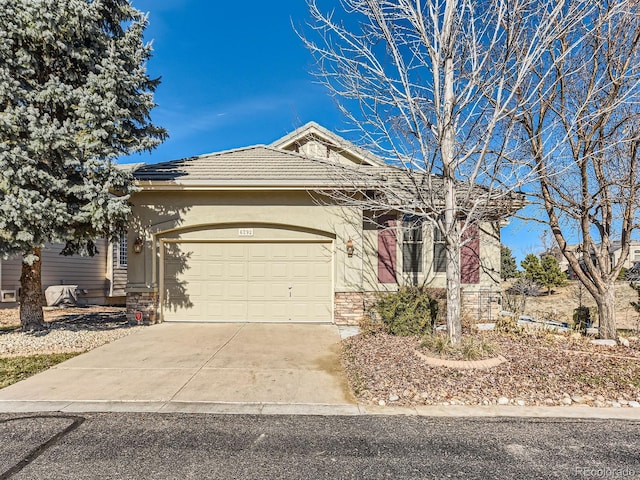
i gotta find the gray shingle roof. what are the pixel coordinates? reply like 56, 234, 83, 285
133, 145, 380, 187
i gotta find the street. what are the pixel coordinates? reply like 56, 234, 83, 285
1, 413, 638, 479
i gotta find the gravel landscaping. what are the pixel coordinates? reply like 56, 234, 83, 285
341, 329, 640, 408
0, 306, 143, 357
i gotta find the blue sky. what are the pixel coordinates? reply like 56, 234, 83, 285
123, 0, 544, 262
122, 0, 341, 163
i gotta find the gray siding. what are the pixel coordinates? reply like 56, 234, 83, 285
0, 239, 109, 304
111, 244, 127, 297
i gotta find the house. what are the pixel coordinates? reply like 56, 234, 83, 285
0, 239, 127, 306
126, 122, 515, 324
549, 240, 640, 279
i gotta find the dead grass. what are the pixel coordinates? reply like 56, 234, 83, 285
504, 281, 640, 332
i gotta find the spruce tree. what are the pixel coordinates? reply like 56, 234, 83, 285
521, 254, 543, 285
539, 255, 567, 295
500, 245, 518, 280
0, 0, 166, 330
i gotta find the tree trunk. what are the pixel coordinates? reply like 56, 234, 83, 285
19, 247, 46, 331
595, 283, 617, 340
441, 0, 461, 345
445, 226, 462, 345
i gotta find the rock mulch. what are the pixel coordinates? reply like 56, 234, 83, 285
0, 306, 142, 357
341, 330, 640, 408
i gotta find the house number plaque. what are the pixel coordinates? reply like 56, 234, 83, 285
238, 228, 254, 236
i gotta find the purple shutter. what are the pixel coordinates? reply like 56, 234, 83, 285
461, 224, 480, 284
377, 216, 397, 283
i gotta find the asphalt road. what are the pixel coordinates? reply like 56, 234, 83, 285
0, 413, 638, 479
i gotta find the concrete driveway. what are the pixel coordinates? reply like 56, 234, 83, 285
0, 323, 357, 413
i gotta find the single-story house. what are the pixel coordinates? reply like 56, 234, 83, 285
126, 122, 515, 324
0, 239, 127, 305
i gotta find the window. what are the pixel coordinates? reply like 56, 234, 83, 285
402, 217, 423, 273
433, 224, 446, 273
117, 236, 127, 268
634, 250, 640, 262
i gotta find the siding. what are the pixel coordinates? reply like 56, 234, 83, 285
109, 238, 127, 297
0, 240, 109, 304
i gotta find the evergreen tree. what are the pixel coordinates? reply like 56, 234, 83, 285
521, 254, 543, 285
539, 255, 567, 295
500, 245, 518, 280
0, 0, 166, 330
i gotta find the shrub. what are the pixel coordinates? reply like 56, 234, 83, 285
460, 336, 497, 360
374, 286, 437, 336
421, 333, 497, 360
421, 333, 452, 356
495, 315, 523, 335
572, 306, 591, 333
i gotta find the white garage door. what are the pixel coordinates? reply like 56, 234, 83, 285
162, 241, 333, 322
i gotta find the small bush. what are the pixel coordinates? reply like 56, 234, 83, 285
460, 336, 496, 360
572, 306, 591, 333
495, 315, 523, 335
421, 333, 452, 356
421, 333, 497, 360
374, 286, 437, 336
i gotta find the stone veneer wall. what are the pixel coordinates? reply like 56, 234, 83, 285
335, 289, 501, 325
126, 292, 159, 325
461, 290, 502, 322
334, 292, 377, 325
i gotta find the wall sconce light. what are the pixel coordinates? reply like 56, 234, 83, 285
346, 238, 354, 258
133, 237, 144, 254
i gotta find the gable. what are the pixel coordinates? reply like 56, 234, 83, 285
271, 122, 386, 168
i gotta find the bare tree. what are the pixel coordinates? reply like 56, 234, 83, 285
300, 0, 589, 343
508, 0, 640, 339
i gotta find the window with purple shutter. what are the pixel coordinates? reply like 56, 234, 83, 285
377, 215, 397, 283
461, 224, 480, 284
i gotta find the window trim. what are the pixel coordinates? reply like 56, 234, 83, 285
117, 236, 128, 268
433, 223, 446, 273
402, 216, 423, 273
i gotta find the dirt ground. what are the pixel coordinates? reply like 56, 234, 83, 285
503, 281, 640, 332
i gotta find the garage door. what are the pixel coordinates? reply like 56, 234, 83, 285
162, 242, 332, 322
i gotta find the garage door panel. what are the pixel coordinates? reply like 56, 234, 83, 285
247, 283, 266, 298
163, 241, 332, 322
248, 263, 266, 278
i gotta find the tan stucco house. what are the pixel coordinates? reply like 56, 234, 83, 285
126, 123, 512, 324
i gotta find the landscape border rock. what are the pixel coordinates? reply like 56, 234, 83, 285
414, 350, 507, 369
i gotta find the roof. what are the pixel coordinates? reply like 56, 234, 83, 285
133, 144, 380, 189
133, 121, 525, 218
270, 121, 388, 167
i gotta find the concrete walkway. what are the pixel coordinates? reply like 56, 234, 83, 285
0, 323, 356, 412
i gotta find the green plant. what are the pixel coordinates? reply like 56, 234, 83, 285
460, 336, 496, 360
618, 267, 628, 281
421, 333, 452, 356
0, 353, 80, 389
374, 287, 437, 336
572, 306, 591, 333
421, 333, 497, 360
501, 245, 518, 280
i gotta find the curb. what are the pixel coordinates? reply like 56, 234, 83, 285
1, 400, 639, 419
